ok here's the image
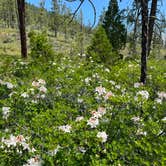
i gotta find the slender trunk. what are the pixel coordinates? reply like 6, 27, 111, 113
54, 27, 58, 37
147, 0, 158, 56
140, 0, 148, 84
17, 0, 27, 58
53, 0, 59, 37
132, 8, 140, 56
80, 15, 84, 56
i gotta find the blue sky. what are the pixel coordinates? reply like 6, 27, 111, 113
26, 0, 166, 26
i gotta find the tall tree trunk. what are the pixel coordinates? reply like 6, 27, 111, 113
140, 0, 148, 84
54, 27, 58, 38
147, 0, 158, 56
17, 0, 27, 58
131, 8, 140, 56
52, 0, 59, 37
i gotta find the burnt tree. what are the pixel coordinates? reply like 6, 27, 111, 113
140, 0, 158, 84
140, 0, 148, 84
17, 0, 27, 58
147, 0, 158, 56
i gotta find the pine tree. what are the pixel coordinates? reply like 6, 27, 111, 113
51, 0, 60, 37
0, 0, 17, 28
87, 26, 115, 64
102, 0, 127, 52
38, 0, 47, 30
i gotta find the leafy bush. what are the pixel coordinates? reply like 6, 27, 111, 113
87, 26, 117, 65
28, 31, 54, 61
0, 54, 165, 165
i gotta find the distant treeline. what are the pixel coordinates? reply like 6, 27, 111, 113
0, 0, 90, 37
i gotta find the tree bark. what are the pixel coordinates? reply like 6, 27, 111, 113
17, 0, 27, 58
140, 0, 148, 84
131, 8, 140, 56
147, 0, 158, 56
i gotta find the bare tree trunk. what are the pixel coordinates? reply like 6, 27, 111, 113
147, 0, 158, 56
17, 0, 27, 58
140, 0, 148, 84
52, 0, 59, 37
54, 27, 58, 38
132, 8, 140, 56
80, 11, 84, 56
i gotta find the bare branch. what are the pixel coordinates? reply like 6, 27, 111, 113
88, 0, 96, 29
65, 0, 96, 30
68, 0, 85, 24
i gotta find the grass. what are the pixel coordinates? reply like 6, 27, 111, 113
0, 28, 91, 57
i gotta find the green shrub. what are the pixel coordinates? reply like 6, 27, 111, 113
0, 53, 165, 165
28, 31, 54, 62
87, 26, 117, 65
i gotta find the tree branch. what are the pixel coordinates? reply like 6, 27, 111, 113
88, 0, 96, 29
65, 0, 96, 30
68, 0, 85, 24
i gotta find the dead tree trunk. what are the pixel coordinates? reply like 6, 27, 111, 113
147, 0, 158, 56
140, 0, 148, 84
17, 0, 27, 58
132, 8, 140, 56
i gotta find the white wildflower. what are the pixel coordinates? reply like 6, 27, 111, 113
2, 135, 17, 147
131, 116, 141, 123
97, 107, 106, 116
136, 129, 147, 136
49, 145, 61, 156
29, 147, 36, 153
91, 111, 102, 118
136, 90, 149, 100
93, 73, 100, 78
39, 86, 47, 93
115, 85, 121, 89
157, 91, 166, 100
40, 94, 46, 99
87, 117, 99, 128
128, 64, 133, 68
134, 82, 143, 88
59, 125, 72, 133
5, 82, 14, 89
20, 61, 27, 65
75, 116, 84, 122
2, 107, 10, 119
16, 135, 26, 143
104, 91, 113, 100
9, 91, 17, 97
38, 79, 46, 85
155, 98, 162, 104
23, 156, 42, 166
77, 98, 83, 103
32, 81, 39, 87
78, 147, 86, 153
97, 131, 108, 143
105, 68, 110, 72
21, 92, 29, 98
95, 86, 106, 96
31, 100, 38, 103
161, 117, 166, 122
85, 77, 91, 84
0, 79, 4, 85
109, 80, 116, 85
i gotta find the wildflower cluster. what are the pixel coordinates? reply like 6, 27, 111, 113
1, 134, 35, 153
0, 55, 165, 165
